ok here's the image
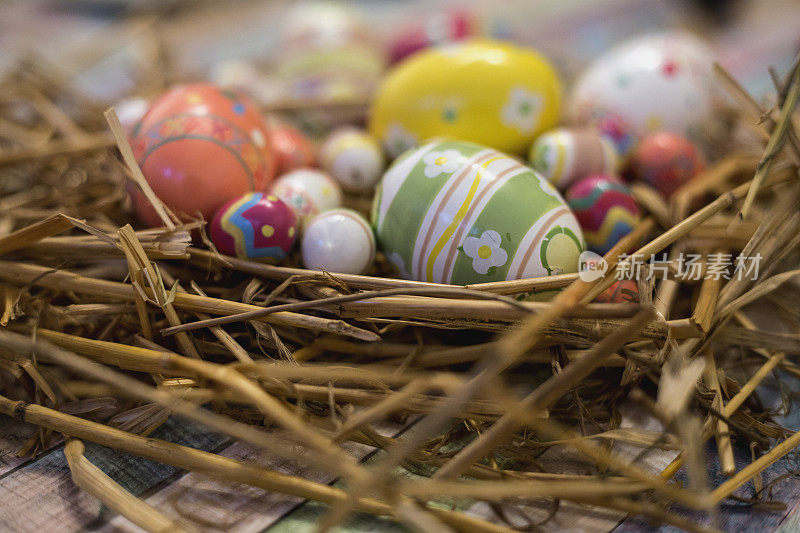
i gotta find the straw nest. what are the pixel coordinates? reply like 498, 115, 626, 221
0, 53, 799, 533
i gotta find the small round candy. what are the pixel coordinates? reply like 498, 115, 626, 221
130, 83, 274, 226
529, 128, 619, 190
566, 175, 640, 255
270, 168, 343, 225
269, 118, 317, 175
302, 209, 375, 274
629, 131, 705, 198
595, 279, 639, 303
319, 127, 385, 192
210, 193, 297, 261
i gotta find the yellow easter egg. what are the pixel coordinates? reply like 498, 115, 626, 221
369, 40, 562, 157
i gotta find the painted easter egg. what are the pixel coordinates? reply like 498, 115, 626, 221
388, 10, 475, 65
319, 127, 385, 191
569, 32, 717, 145
370, 40, 562, 157
269, 118, 316, 175
629, 131, 705, 198
529, 128, 619, 191
595, 279, 639, 304
210, 193, 298, 261
278, 1, 385, 102
271, 168, 343, 226
372, 140, 585, 285
302, 208, 375, 274
130, 83, 274, 226
566, 175, 640, 255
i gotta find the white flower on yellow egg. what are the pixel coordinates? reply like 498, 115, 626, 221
384, 123, 418, 158
462, 230, 508, 275
501, 86, 542, 134
386, 252, 411, 279
422, 149, 464, 178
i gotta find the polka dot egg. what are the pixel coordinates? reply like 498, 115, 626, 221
302, 209, 376, 275
270, 169, 343, 226
372, 140, 585, 285
210, 193, 298, 261
566, 175, 640, 255
569, 32, 717, 144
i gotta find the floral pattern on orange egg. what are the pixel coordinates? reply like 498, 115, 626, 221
130, 83, 274, 226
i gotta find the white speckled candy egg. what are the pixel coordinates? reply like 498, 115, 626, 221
372, 140, 585, 285
370, 40, 562, 157
302, 208, 375, 274
319, 127, 385, 192
529, 127, 619, 191
271, 169, 343, 226
569, 32, 717, 147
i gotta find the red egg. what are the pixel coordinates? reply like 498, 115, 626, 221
595, 280, 639, 304
629, 132, 704, 198
268, 118, 316, 175
129, 83, 275, 226
210, 193, 298, 261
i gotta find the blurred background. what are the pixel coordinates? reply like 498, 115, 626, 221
1, 0, 798, 105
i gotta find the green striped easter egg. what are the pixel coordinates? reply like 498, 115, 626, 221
372, 140, 585, 286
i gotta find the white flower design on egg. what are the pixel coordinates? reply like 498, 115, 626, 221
422, 149, 464, 178
501, 86, 542, 134
384, 123, 418, 158
462, 230, 508, 275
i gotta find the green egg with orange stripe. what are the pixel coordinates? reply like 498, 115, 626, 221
372, 140, 585, 285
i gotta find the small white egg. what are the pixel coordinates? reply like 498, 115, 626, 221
302, 208, 375, 274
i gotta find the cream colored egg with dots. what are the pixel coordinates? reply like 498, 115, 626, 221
320, 127, 385, 192
270, 168, 343, 227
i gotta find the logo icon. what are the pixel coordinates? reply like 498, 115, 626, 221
578, 251, 608, 282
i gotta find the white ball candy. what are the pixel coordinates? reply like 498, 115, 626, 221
319, 127, 385, 191
302, 209, 375, 274
271, 169, 343, 226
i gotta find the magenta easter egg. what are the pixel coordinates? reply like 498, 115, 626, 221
566, 175, 640, 255
210, 193, 298, 261
629, 131, 705, 198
